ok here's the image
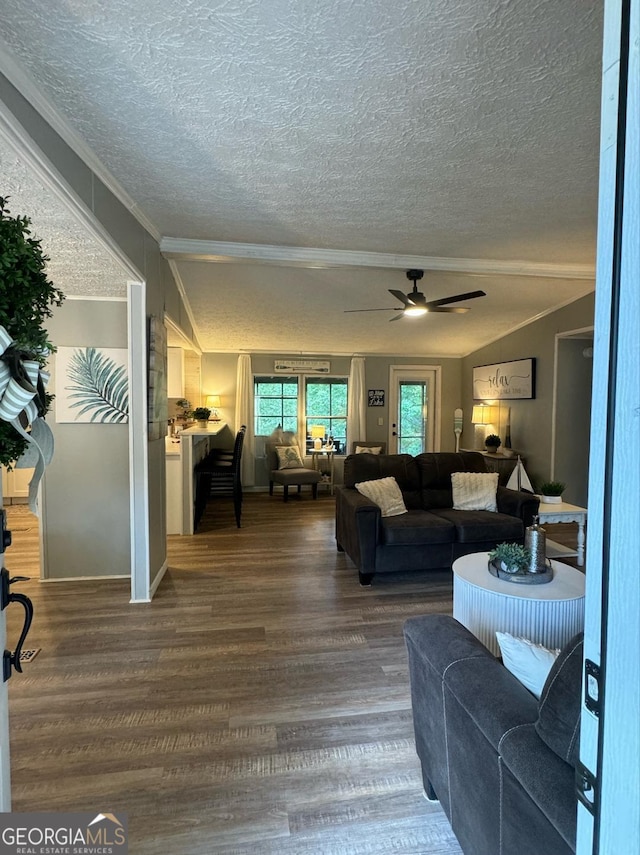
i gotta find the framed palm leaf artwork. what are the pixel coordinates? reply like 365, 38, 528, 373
55, 346, 129, 423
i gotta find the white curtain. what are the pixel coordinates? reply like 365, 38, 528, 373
235, 354, 254, 486
347, 356, 366, 450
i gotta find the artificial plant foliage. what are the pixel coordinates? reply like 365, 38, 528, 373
0, 196, 65, 466
66, 347, 129, 423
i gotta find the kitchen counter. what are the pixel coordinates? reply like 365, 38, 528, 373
165, 422, 228, 535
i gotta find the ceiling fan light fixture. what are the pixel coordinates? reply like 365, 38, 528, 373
404, 305, 428, 317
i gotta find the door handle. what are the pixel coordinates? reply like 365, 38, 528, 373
1, 567, 34, 682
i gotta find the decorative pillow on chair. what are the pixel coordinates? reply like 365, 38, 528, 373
496, 632, 560, 699
355, 477, 407, 517
355, 445, 383, 454
451, 471, 499, 511
276, 445, 304, 469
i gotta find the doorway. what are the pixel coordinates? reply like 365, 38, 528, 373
388, 366, 441, 454
551, 327, 593, 507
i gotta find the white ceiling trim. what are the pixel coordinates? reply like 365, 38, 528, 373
167, 259, 203, 353
460, 291, 594, 358
64, 294, 127, 302
164, 313, 202, 355
0, 98, 145, 285
0, 38, 161, 244
160, 238, 596, 280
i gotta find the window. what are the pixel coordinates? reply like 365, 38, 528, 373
305, 377, 347, 451
254, 377, 298, 436
253, 375, 349, 454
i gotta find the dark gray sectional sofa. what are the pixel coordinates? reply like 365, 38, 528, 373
404, 614, 582, 854
335, 451, 539, 585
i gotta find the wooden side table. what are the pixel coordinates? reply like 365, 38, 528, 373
308, 448, 336, 494
452, 552, 585, 656
537, 501, 587, 567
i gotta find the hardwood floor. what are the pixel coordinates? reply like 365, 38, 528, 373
4, 496, 462, 855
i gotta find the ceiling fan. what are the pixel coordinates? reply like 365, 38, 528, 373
345, 269, 486, 321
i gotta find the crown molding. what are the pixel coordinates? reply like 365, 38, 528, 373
160, 238, 596, 280
167, 260, 203, 353
164, 312, 202, 356
65, 294, 127, 302
0, 41, 161, 243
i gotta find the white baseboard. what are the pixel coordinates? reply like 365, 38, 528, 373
40, 575, 130, 582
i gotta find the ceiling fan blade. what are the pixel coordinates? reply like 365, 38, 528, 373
388, 289, 411, 306
425, 290, 486, 308
343, 307, 397, 313
389, 313, 405, 321
427, 306, 469, 313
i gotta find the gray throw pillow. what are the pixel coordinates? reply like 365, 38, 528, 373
535, 632, 583, 767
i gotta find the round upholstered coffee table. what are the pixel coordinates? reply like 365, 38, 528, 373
452, 552, 585, 656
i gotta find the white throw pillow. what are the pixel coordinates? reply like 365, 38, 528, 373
275, 445, 304, 469
355, 476, 408, 517
496, 632, 560, 699
451, 471, 499, 512
355, 445, 383, 454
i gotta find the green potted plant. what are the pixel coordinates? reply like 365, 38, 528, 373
484, 433, 501, 452
0, 196, 64, 468
192, 406, 211, 427
488, 542, 531, 575
538, 480, 566, 504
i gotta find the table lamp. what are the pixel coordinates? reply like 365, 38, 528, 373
310, 425, 325, 450
205, 395, 221, 421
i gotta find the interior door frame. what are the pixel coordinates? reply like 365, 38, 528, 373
388, 365, 442, 454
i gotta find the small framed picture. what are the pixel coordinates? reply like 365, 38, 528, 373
368, 389, 385, 407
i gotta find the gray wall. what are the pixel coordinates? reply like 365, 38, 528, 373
2, 71, 195, 587
43, 300, 130, 577
201, 351, 462, 486
462, 293, 595, 500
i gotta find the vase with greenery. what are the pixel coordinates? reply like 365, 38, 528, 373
0, 197, 64, 468
484, 433, 501, 452
193, 406, 211, 426
488, 542, 531, 574
538, 480, 566, 504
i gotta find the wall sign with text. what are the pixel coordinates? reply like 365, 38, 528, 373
472, 358, 536, 400
368, 389, 385, 407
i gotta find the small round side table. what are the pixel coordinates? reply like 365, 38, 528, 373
452, 552, 585, 656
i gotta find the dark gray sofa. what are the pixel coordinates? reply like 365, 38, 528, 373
335, 451, 539, 585
404, 614, 582, 855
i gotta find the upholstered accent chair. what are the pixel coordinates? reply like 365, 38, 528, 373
265, 439, 321, 502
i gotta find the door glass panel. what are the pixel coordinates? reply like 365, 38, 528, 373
398, 381, 427, 454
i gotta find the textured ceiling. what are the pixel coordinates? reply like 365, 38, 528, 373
0, 138, 128, 299
0, 0, 603, 354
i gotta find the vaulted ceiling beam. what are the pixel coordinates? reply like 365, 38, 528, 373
160, 238, 595, 280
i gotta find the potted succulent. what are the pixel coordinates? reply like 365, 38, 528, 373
538, 480, 566, 504
192, 406, 211, 428
488, 542, 531, 575
484, 433, 501, 453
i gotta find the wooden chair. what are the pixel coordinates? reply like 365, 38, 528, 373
195, 426, 246, 528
